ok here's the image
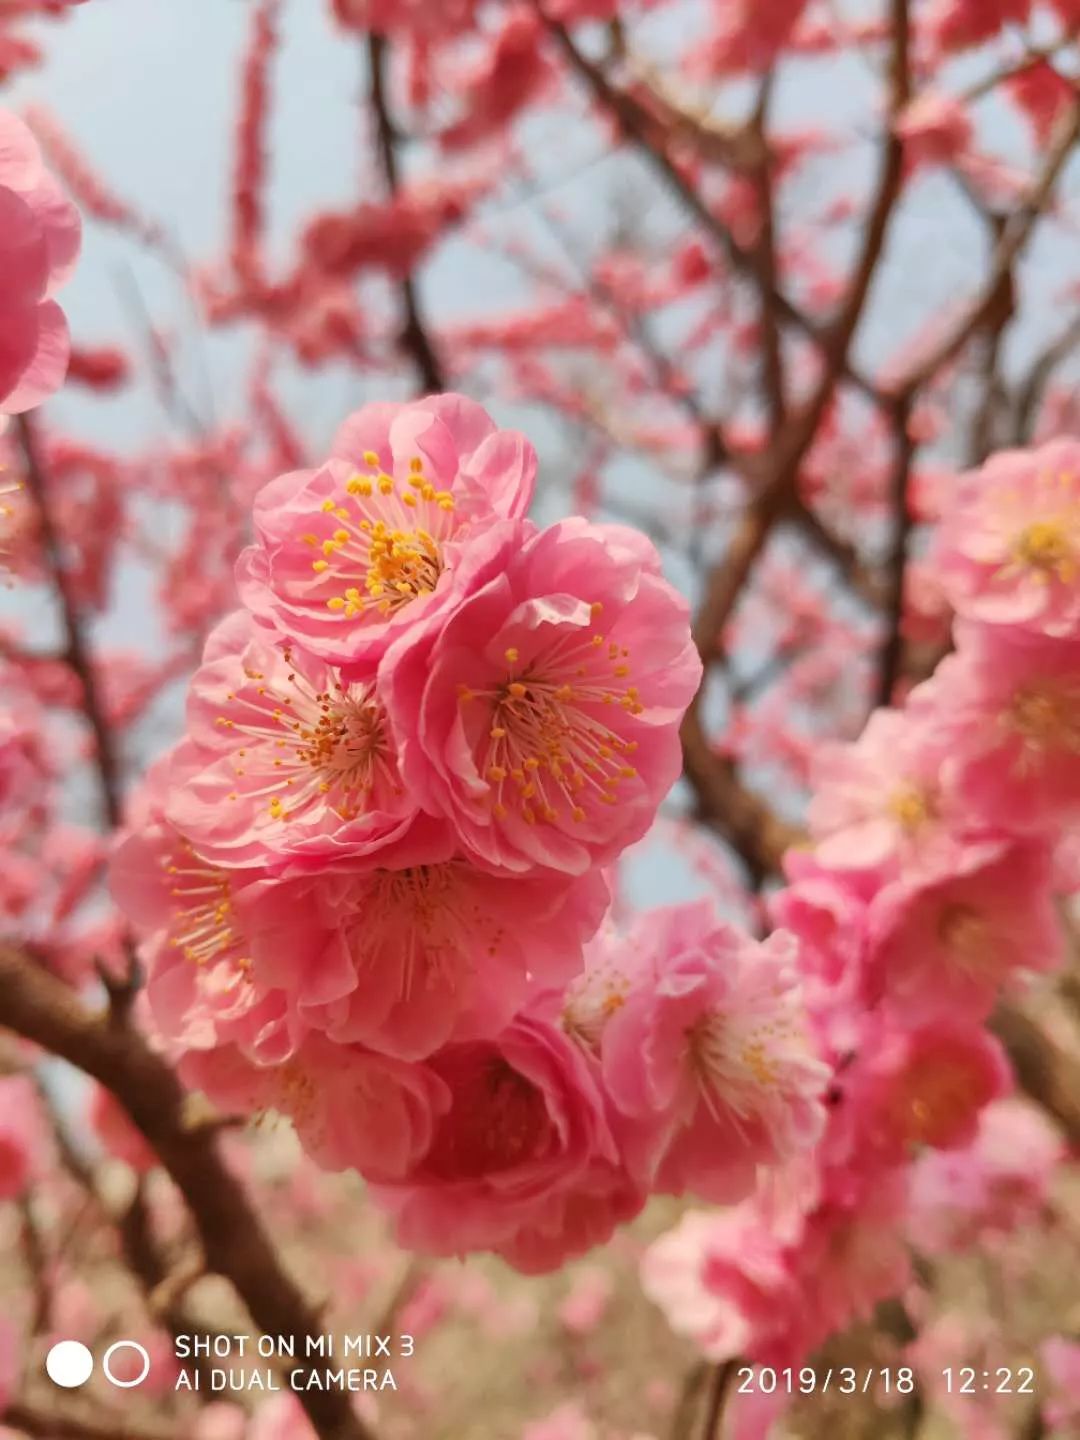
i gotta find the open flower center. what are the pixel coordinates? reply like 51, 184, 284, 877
892, 1058, 979, 1149
301, 453, 455, 621
459, 609, 645, 829
164, 841, 248, 969
936, 902, 997, 976
1006, 681, 1080, 755
887, 783, 933, 831
687, 1011, 788, 1129
1013, 518, 1076, 580
216, 648, 401, 825
347, 865, 505, 999
423, 1051, 549, 1180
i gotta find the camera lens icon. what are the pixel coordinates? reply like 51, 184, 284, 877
45, 1339, 151, 1390
103, 1341, 152, 1388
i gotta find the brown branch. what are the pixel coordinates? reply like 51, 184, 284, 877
367, 34, 445, 394
876, 394, 916, 706
532, 1, 884, 407
893, 101, 1080, 397
991, 1005, 1080, 1146
680, 708, 804, 885
19, 1196, 52, 1335
699, 1360, 736, 1440
760, 0, 911, 493
748, 74, 786, 430
0, 945, 376, 1440
16, 415, 122, 831
1013, 311, 1080, 443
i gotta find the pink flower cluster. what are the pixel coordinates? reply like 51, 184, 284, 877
0, 107, 80, 415
110, 393, 824, 1272
644, 436, 1078, 1368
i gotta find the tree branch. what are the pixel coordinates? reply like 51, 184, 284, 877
876, 395, 916, 706
16, 414, 122, 831
893, 101, 1080, 397
0, 945, 376, 1440
367, 34, 445, 394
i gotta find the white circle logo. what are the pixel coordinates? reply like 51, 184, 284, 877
45, 1341, 94, 1389
103, 1340, 151, 1389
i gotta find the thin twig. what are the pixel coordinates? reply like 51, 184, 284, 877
16, 415, 122, 830
367, 34, 445, 393
699, 1360, 736, 1440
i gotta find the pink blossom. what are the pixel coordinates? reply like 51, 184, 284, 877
557, 1267, 612, 1335
1007, 62, 1075, 146
0, 107, 81, 413
640, 1207, 799, 1361
109, 756, 296, 1063
865, 837, 1063, 1023
166, 611, 446, 872
909, 1098, 1064, 1253
928, 623, 1080, 832
932, 439, 1080, 636
924, 0, 1031, 52
896, 92, 973, 173
807, 707, 958, 874
598, 902, 828, 1203
521, 1402, 596, 1440
182, 1032, 448, 1183
644, 1169, 911, 1368
235, 860, 607, 1059
330, 0, 475, 38
384, 517, 700, 875
860, 1020, 1011, 1159
440, 11, 553, 152
236, 394, 536, 666
1043, 1336, 1080, 1431
0, 1075, 41, 1199
88, 1083, 157, 1173
786, 1172, 912, 1355
371, 1011, 642, 1273
700, 0, 809, 75
192, 1404, 248, 1440
770, 851, 872, 985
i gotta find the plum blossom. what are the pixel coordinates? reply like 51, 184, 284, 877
182, 1032, 448, 1183
235, 860, 607, 1060
864, 837, 1063, 1023
858, 1020, 1012, 1159
896, 91, 973, 173
640, 1207, 799, 1362
932, 439, 1080, 636
0, 107, 81, 413
807, 707, 957, 875
909, 1099, 1064, 1253
109, 755, 295, 1063
594, 902, 829, 1202
385, 517, 701, 875
166, 610, 445, 872
236, 394, 536, 666
0, 1074, 41, 1199
927, 623, 1080, 833
1042, 1337, 1080, 1432
371, 1009, 643, 1272
642, 1169, 911, 1367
